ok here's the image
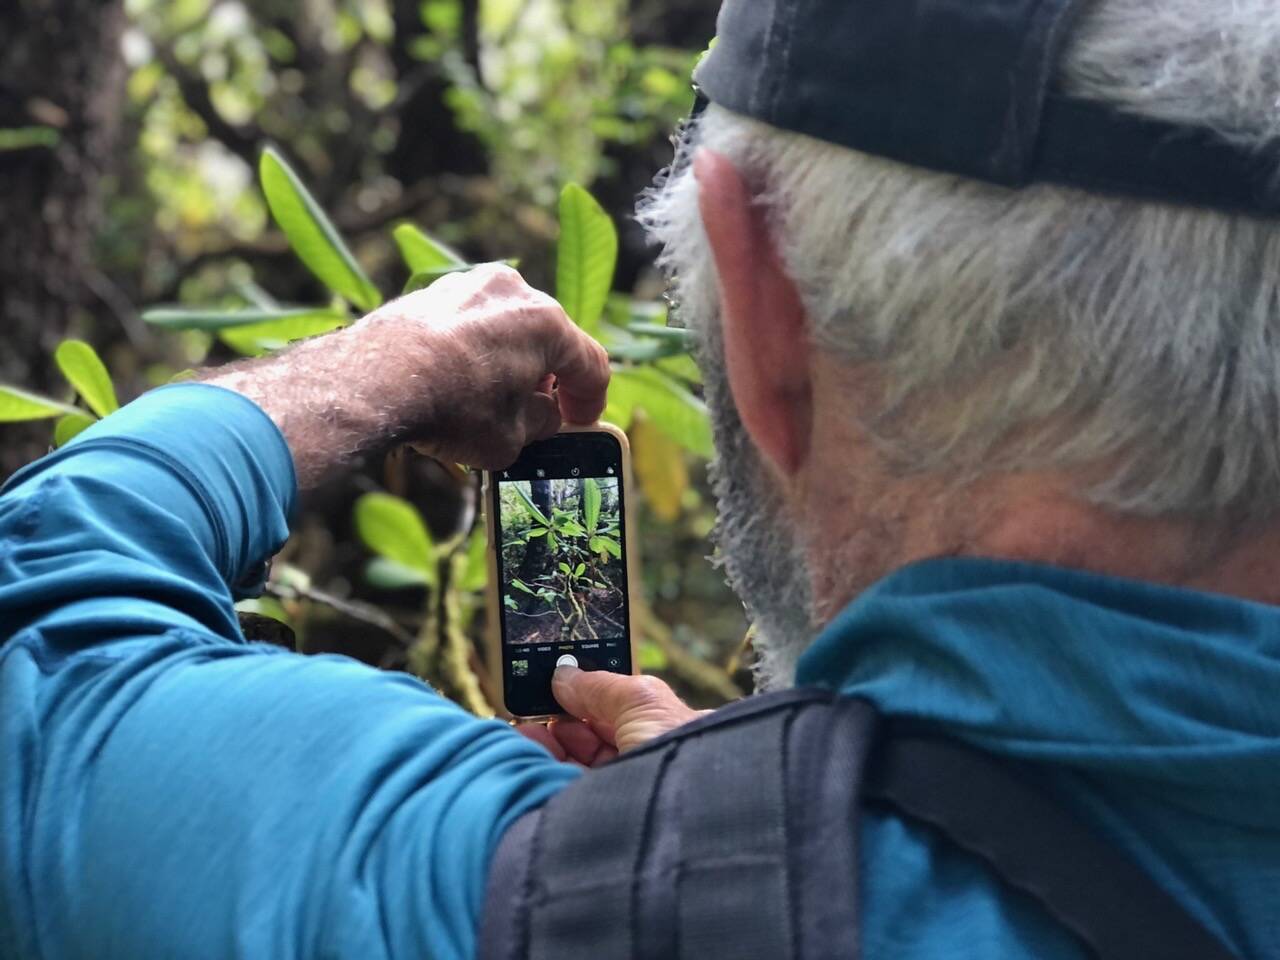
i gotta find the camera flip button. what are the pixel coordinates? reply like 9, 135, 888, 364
556, 654, 579, 669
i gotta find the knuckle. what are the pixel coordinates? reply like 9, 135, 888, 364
590, 337, 610, 369
478, 261, 522, 287
628, 674, 670, 708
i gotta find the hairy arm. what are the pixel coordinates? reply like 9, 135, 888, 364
0, 265, 609, 960
201, 262, 610, 485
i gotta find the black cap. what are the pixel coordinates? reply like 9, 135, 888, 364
695, 0, 1280, 216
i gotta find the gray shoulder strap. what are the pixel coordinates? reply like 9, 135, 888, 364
863, 727, 1242, 960
480, 690, 1242, 960
478, 689, 873, 960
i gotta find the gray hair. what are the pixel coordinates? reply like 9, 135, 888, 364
642, 0, 1280, 520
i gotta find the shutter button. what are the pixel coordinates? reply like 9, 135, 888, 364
556, 654, 579, 669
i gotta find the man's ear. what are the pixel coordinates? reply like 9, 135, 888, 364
694, 149, 812, 476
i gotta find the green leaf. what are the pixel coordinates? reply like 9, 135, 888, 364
513, 483, 552, 527
655, 353, 703, 386
458, 527, 489, 591
235, 596, 291, 624
0, 385, 82, 421
574, 562, 586, 577
403, 266, 469, 294
504, 595, 519, 611
232, 279, 280, 310
556, 183, 618, 334
142, 305, 346, 332
53, 412, 97, 447
609, 367, 714, 458
632, 414, 688, 522
604, 339, 688, 363
54, 340, 118, 416
557, 519, 585, 537
558, 561, 572, 575
0, 126, 59, 151
590, 535, 622, 559
639, 639, 669, 671
259, 146, 382, 311
627, 322, 690, 344
272, 561, 312, 592
354, 492, 435, 580
510, 578, 537, 595
526, 527, 549, 538
582, 476, 601, 536
365, 557, 431, 590
393, 223, 465, 273
218, 312, 348, 356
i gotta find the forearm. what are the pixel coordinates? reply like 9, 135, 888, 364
198, 322, 422, 488
201, 264, 610, 489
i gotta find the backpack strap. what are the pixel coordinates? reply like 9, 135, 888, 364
863, 726, 1241, 960
478, 688, 875, 960
480, 690, 1242, 960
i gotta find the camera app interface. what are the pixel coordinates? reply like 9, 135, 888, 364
493, 432, 632, 716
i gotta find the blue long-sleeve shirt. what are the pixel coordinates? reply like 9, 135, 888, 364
0, 386, 579, 959
2, 384, 1274, 958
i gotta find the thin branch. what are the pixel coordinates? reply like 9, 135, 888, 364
269, 581, 417, 649
637, 599, 744, 703
85, 267, 155, 353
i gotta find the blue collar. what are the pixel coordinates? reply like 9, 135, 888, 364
798, 557, 1280, 827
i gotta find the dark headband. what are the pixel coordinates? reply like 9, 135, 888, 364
694, 0, 1280, 216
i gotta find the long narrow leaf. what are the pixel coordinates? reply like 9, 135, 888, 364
403, 266, 469, 294
655, 353, 703, 386
54, 413, 97, 447
0, 126, 59, 151
218, 313, 349, 356
513, 483, 552, 527
54, 340, 118, 416
556, 183, 618, 334
365, 557, 431, 590
393, 223, 465, 273
631, 414, 688, 522
354, 493, 436, 583
259, 146, 382, 311
0, 385, 82, 422
142, 305, 346, 332
609, 366, 714, 458
582, 476, 601, 536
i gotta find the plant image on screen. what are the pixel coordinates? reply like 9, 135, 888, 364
500, 476, 624, 645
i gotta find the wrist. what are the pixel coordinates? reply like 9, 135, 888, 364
201, 324, 415, 487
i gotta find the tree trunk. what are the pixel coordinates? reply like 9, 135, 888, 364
515, 479, 554, 585
0, 0, 127, 476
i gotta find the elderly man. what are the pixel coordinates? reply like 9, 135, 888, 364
3, 0, 1278, 956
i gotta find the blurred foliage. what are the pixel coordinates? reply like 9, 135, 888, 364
0, 0, 750, 711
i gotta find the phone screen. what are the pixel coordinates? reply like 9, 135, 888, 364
491, 431, 633, 717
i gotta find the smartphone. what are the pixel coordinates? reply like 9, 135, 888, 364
484, 424, 638, 718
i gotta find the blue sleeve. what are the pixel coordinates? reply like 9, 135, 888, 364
0, 384, 578, 960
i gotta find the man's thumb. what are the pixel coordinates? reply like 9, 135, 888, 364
552, 665, 638, 722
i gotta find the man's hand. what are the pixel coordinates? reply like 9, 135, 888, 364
203, 263, 611, 486
520, 666, 707, 767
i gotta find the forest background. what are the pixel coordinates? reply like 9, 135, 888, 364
0, 0, 752, 713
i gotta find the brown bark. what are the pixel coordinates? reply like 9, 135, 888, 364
0, 0, 128, 475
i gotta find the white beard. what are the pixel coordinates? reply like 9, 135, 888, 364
639, 138, 817, 691
690, 317, 817, 691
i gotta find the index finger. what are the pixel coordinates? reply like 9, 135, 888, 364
545, 321, 611, 425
